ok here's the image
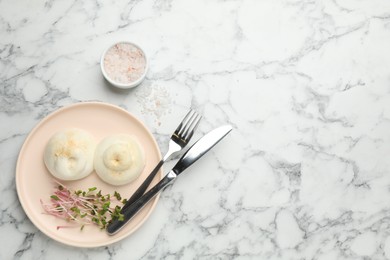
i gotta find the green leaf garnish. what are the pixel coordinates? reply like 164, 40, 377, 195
50, 195, 59, 201
42, 182, 125, 230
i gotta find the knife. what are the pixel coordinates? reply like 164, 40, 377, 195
106, 125, 233, 235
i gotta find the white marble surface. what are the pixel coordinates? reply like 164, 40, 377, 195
1, 0, 390, 259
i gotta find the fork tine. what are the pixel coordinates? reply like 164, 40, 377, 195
181, 113, 201, 141
175, 109, 194, 135
178, 111, 198, 137
182, 114, 201, 141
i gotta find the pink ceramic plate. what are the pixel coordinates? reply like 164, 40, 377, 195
16, 102, 162, 248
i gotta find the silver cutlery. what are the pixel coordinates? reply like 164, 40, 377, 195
107, 125, 233, 235
121, 109, 201, 212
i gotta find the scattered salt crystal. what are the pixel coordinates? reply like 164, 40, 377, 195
103, 43, 146, 84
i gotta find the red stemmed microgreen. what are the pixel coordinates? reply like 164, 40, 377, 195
41, 181, 126, 230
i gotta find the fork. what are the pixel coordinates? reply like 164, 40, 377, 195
121, 109, 201, 212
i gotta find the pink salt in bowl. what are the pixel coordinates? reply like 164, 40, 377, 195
101, 41, 148, 89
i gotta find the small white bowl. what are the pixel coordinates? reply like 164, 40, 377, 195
100, 41, 148, 89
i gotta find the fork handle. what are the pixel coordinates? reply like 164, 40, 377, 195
107, 171, 177, 235
121, 159, 164, 212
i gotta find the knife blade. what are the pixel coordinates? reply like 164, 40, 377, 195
106, 125, 232, 235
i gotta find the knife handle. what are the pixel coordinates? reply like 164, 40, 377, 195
106, 171, 177, 235
121, 159, 164, 212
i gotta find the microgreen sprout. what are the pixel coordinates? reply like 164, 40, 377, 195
41, 181, 126, 230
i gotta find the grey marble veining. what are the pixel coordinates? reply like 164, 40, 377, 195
1, 0, 390, 259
